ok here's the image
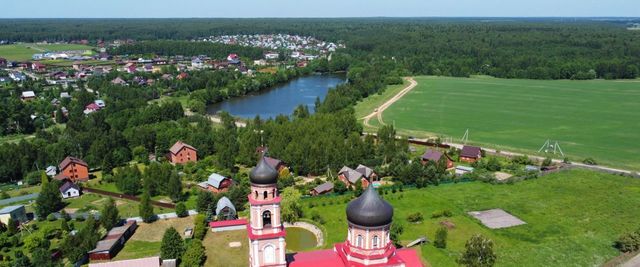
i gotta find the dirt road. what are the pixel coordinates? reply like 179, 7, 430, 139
362, 77, 418, 127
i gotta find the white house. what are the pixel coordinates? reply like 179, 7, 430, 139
45, 165, 57, 177
264, 52, 279, 60
59, 181, 81, 199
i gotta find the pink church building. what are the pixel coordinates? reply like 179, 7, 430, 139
247, 157, 423, 267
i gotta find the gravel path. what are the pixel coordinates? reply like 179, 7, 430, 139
362, 77, 418, 127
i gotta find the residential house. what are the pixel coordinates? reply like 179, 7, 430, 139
253, 59, 267, 66
460, 145, 482, 163
191, 58, 204, 69
20, 91, 36, 101
56, 156, 89, 182
45, 165, 58, 177
143, 64, 153, 73
9, 72, 26, 82
227, 53, 241, 64
32, 62, 46, 72
177, 72, 189, 80
355, 164, 378, 181
60, 92, 71, 99
168, 141, 197, 164
216, 196, 237, 220
421, 149, 454, 169
53, 106, 69, 120
84, 102, 102, 115
338, 166, 369, 188
0, 205, 27, 225
59, 180, 81, 199
264, 52, 279, 60
111, 77, 127, 86
310, 182, 334, 196
125, 63, 137, 73
88, 221, 138, 261
198, 173, 233, 193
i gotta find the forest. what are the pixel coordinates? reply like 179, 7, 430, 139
1, 18, 639, 79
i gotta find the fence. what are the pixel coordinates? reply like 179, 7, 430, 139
81, 187, 176, 209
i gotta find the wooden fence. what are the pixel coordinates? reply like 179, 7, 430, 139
81, 187, 176, 209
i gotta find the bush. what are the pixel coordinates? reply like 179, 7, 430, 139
541, 157, 553, 167
614, 230, 640, 253
193, 214, 207, 240
175, 202, 188, 218
46, 214, 57, 221
0, 191, 9, 200
406, 212, 424, 223
60, 210, 71, 221
434, 227, 448, 248
431, 210, 453, 219
582, 157, 597, 165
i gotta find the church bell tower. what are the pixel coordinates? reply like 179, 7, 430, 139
247, 157, 287, 267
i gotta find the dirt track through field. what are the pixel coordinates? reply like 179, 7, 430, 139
362, 77, 418, 127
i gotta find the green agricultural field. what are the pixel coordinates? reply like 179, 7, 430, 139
302, 169, 640, 266
366, 76, 640, 170
0, 43, 94, 61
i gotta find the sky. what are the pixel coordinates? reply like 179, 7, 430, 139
3, 0, 639, 18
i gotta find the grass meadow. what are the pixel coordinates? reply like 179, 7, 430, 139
365, 76, 640, 170
0, 43, 94, 61
302, 169, 640, 266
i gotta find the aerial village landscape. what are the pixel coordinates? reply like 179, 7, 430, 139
0, 1, 640, 267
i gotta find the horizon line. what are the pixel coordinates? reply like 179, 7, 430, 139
0, 16, 639, 19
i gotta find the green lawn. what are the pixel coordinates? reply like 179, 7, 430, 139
302, 169, 640, 266
64, 193, 175, 218
112, 240, 161, 261
370, 76, 640, 170
0, 43, 94, 61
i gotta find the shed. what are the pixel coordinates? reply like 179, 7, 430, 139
0, 205, 27, 225
59, 180, 81, 199
88, 221, 137, 261
216, 196, 237, 220
310, 182, 334, 196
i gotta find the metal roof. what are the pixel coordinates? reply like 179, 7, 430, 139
346, 186, 393, 227
249, 157, 278, 185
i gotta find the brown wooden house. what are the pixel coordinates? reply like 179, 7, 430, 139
88, 221, 137, 261
56, 156, 89, 182
338, 165, 377, 189
460, 145, 482, 163
421, 149, 454, 169
169, 141, 197, 164
310, 182, 334, 196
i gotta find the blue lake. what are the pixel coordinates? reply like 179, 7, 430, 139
207, 74, 345, 119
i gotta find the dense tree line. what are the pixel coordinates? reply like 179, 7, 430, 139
1, 18, 639, 79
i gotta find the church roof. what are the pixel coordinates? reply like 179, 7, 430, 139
346, 185, 393, 227
249, 157, 279, 185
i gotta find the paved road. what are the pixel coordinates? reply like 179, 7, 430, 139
362, 77, 418, 128
623, 253, 640, 267
0, 193, 39, 206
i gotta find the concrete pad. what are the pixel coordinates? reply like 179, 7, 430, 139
229, 241, 242, 248
494, 172, 513, 181
468, 209, 526, 229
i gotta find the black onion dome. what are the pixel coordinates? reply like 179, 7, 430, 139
250, 157, 278, 185
346, 185, 394, 227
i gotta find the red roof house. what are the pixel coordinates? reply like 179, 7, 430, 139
460, 145, 482, 163
57, 156, 89, 182
168, 141, 197, 164
421, 149, 454, 169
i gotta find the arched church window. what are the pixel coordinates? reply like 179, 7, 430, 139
255, 191, 258, 199
357, 235, 363, 248
262, 210, 272, 227
264, 245, 275, 264
263, 191, 268, 199
373, 235, 379, 248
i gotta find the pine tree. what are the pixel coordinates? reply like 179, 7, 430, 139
35, 181, 62, 218
61, 218, 70, 232
100, 197, 120, 230
139, 190, 155, 223
166, 171, 183, 202
196, 190, 213, 213
181, 239, 205, 267
160, 227, 185, 260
